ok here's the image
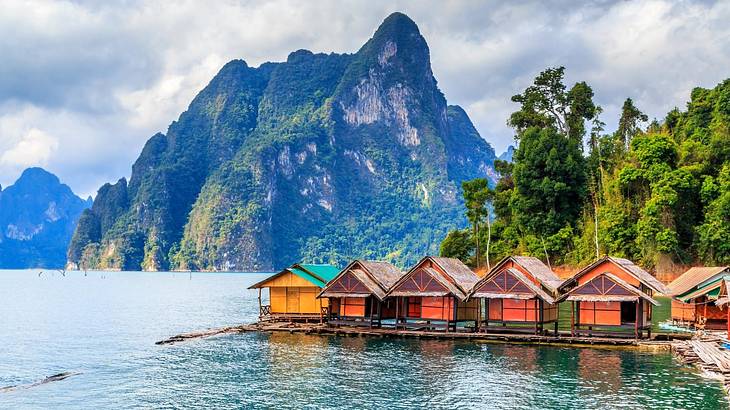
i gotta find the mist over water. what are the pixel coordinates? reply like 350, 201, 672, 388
0, 270, 726, 409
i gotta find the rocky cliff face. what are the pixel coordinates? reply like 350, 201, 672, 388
0, 168, 90, 268
68, 12, 496, 271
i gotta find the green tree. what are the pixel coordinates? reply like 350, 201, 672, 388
439, 229, 473, 262
462, 178, 494, 269
696, 165, 730, 264
512, 126, 587, 239
508, 66, 597, 144
616, 98, 648, 150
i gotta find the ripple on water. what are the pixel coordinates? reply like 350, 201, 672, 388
0, 270, 727, 409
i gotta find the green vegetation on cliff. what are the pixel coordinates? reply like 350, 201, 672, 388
68, 12, 496, 271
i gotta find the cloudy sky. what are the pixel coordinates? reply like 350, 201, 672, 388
1, 0, 729, 197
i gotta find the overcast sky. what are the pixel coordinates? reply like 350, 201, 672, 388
1, 0, 729, 197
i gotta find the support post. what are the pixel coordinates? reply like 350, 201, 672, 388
445, 297, 450, 333
395, 297, 400, 330
453, 296, 458, 333
476, 298, 481, 333
377, 299, 382, 328
635, 300, 640, 339
258, 288, 262, 319
571, 301, 575, 337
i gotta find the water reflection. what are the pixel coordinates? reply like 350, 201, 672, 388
2, 270, 727, 409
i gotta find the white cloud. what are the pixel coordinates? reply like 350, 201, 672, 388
0, 0, 729, 196
0, 128, 58, 169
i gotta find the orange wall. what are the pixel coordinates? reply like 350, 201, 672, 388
672, 300, 696, 321
421, 296, 454, 320
576, 261, 640, 288
487, 299, 558, 323
342, 297, 366, 317
578, 301, 621, 326
270, 286, 326, 314
699, 303, 727, 321
489, 299, 503, 321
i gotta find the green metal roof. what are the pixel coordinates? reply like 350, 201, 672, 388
678, 277, 724, 302
294, 264, 340, 285
247, 263, 340, 289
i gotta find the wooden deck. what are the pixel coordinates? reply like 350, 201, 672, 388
672, 333, 730, 393
156, 321, 687, 350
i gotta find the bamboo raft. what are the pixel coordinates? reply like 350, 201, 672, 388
156, 321, 682, 351
672, 333, 730, 393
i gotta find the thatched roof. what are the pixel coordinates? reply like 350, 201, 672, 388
386, 256, 479, 301
318, 260, 403, 300
667, 266, 730, 297
561, 272, 659, 306
491, 256, 562, 292
560, 256, 668, 295
470, 267, 555, 304
358, 260, 403, 290
429, 257, 479, 295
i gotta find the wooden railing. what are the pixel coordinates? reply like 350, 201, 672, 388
260, 305, 271, 317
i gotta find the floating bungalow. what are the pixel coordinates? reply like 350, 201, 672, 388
248, 263, 340, 321
714, 277, 730, 339
386, 256, 479, 331
667, 267, 730, 329
469, 256, 562, 335
317, 260, 404, 328
559, 256, 667, 338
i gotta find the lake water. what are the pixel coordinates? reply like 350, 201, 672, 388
1, 270, 727, 409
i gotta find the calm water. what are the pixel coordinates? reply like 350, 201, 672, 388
0, 270, 726, 409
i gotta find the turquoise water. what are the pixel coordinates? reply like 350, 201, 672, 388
1, 270, 726, 409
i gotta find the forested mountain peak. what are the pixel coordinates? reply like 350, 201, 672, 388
67, 13, 496, 272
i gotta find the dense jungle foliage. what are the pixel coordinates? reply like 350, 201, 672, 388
441, 67, 730, 270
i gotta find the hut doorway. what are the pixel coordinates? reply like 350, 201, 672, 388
620, 302, 636, 324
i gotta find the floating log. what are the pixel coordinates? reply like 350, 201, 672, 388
156, 321, 681, 351
0, 371, 81, 393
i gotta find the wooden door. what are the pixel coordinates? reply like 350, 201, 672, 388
287, 288, 300, 313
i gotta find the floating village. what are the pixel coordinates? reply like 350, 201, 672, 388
159, 255, 730, 394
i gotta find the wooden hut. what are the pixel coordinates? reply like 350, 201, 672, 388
248, 263, 340, 322
714, 277, 730, 339
469, 256, 562, 335
559, 256, 667, 338
317, 260, 404, 328
386, 256, 479, 332
667, 267, 730, 329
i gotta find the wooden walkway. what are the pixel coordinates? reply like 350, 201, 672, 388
156, 322, 681, 350
672, 334, 730, 394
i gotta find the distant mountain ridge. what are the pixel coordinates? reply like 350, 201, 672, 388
68, 12, 497, 271
498, 145, 515, 162
0, 168, 90, 268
